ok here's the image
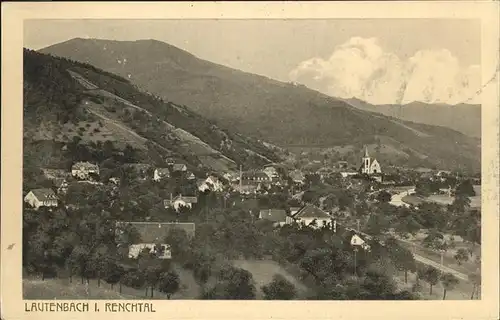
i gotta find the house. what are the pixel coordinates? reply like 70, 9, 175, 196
205, 175, 224, 192
53, 178, 69, 194
337, 161, 349, 170
340, 171, 358, 178
291, 204, 333, 229
165, 157, 175, 165
24, 188, 58, 209
289, 170, 306, 184
41, 169, 70, 194
115, 221, 196, 259
172, 163, 187, 172
258, 209, 288, 226
71, 162, 100, 180
197, 179, 211, 192
233, 183, 258, 195
242, 171, 271, 183
163, 195, 198, 211
223, 172, 239, 183
186, 172, 196, 180
197, 175, 224, 193
289, 207, 301, 216
263, 166, 279, 180
359, 147, 382, 175
153, 168, 170, 182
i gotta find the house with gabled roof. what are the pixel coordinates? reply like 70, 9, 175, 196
153, 168, 171, 182
291, 204, 333, 229
71, 162, 100, 180
289, 170, 306, 184
163, 194, 198, 211
115, 221, 195, 259
172, 163, 187, 172
24, 188, 59, 209
258, 209, 288, 226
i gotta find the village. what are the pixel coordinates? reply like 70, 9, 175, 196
23, 141, 482, 300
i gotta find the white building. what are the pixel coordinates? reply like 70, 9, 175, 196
153, 168, 171, 182
71, 162, 100, 180
164, 195, 198, 211
24, 188, 58, 209
359, 147, 382, 175
291, 204, 333, 229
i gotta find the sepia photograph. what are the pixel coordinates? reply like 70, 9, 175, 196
2, 2, 499, 320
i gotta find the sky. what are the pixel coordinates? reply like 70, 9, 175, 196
24, 19, 481, 105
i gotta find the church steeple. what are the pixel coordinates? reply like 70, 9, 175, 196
364, 146, 370, 158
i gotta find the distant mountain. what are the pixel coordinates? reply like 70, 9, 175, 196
40, 38, 481, 172
23, 48, 283, 174
345, 98, 481, 138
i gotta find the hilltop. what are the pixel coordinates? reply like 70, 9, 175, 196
40, 38, 480, 172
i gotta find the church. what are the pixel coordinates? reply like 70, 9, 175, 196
359, 146, 382, 175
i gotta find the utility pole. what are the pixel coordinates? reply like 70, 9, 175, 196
353, 248, 358, 277
440, 250, 444, 268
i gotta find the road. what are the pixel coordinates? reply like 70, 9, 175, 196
412, 253, 469, 281
389, 187, 415, 207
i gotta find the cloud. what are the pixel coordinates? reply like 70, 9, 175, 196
289, 37, 481, 105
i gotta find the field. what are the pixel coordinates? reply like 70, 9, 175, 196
402, 185, 481, 209
23, 264, 202, 300
232, 260, 310, 299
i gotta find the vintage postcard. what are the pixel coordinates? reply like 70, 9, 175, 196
1, 1, 499, 320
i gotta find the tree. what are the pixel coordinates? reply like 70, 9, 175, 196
145, 265, 163, 298
122, 270, 146, 290
158, 270, 180, 299
105, 264, 125, 291
376, 190, 392, 203
261, 274, 297, 300
469, 271, 481, 299
455, 179, 476, 197
423, 266, 440, 295
422, 230, 446, 251
164, 228, 190, 262
453, 248, 469, 265
440, 273, 459, 300
386, 242, 416, 284
203, 265, 256, 299
68, 245, 91, 284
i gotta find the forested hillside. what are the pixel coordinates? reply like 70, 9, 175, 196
23, 48, 282, 176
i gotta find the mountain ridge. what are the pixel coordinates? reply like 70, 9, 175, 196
39, 38, 481, 172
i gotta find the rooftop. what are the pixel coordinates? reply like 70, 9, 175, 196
259, 209, 287, 222
30, 188, 58, 201
116, 221, 196, 243
293, 204, 331, 219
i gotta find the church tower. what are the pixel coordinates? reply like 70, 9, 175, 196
362, 146, 371, 174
